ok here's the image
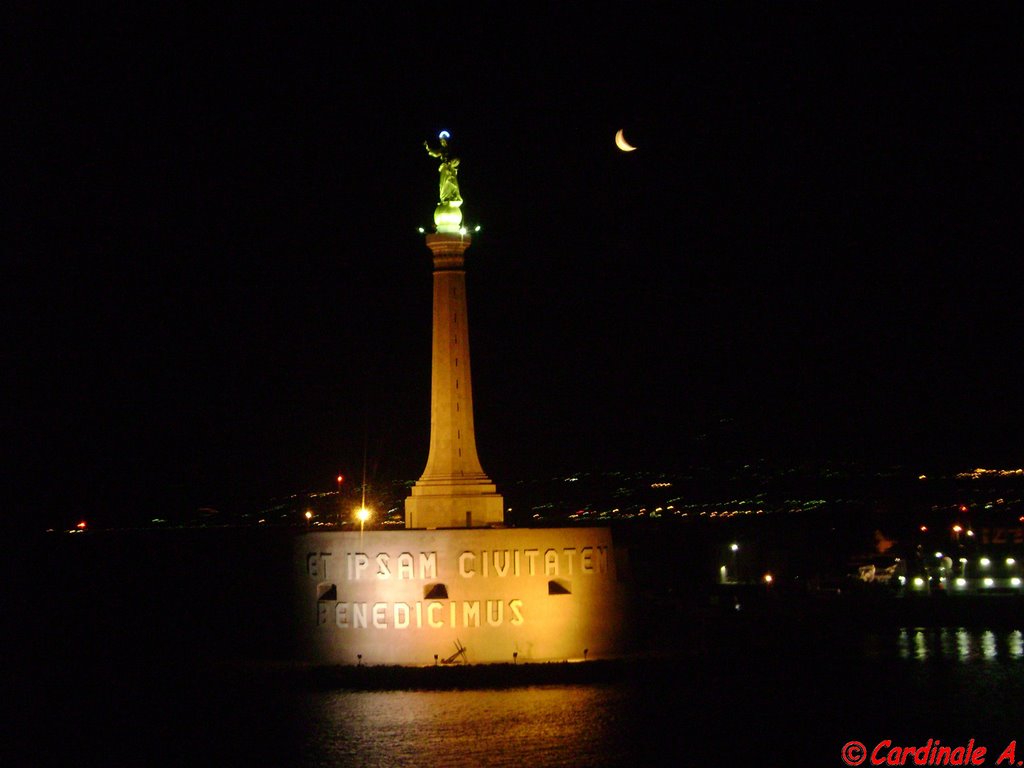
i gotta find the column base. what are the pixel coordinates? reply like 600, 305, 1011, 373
405, 490, 505, 529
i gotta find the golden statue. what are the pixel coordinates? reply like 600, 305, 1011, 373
424, 134, 462, 204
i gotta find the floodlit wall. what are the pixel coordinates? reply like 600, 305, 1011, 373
294, 527, 627, 665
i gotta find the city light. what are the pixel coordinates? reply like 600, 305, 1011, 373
957, 468, 1024, 479
983, 578, 994, 587
980, 557, 991, 567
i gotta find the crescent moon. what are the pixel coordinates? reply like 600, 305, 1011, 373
615, 129, 637, 152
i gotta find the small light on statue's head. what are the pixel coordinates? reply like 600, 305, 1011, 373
417, 227, 425, 234
439, 130, 450, 140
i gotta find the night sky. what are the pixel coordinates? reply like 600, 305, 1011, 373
6, 5, 1022, 527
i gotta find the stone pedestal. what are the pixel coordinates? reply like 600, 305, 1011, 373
295, 527, 629, 664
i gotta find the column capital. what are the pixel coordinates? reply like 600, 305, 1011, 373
425, 232, 471, 270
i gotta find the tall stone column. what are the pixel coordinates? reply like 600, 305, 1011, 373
405, 232, 504, 528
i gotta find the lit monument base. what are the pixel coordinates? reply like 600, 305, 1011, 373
295, 527, 627, 666
405, 480, 504, 529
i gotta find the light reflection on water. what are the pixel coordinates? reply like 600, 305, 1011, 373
896, 627, 1024, 661
42, 628, 1022, 767
289, 629, 1024, 767
297, 686, 633, 767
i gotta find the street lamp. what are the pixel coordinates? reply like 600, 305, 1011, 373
356, 505, 371, 544
355, 467, 370, 541
730, 543, 739, 583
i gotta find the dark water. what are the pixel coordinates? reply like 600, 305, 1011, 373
12, 627, 1024, 767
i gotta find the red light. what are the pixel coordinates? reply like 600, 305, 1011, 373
337, 475, 344, 484
959, 505, 968, 513
76, 521, 87, 529
920, 525, 928, 532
